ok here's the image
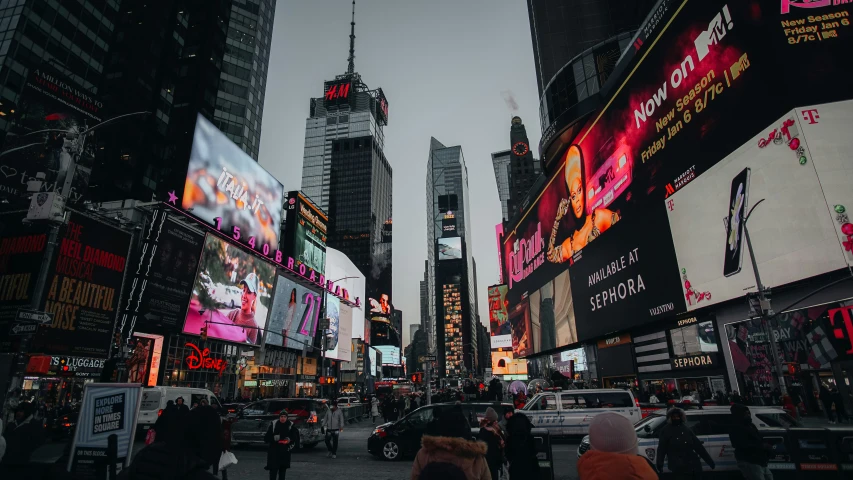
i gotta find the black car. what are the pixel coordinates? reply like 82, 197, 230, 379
368, 402, 513, 461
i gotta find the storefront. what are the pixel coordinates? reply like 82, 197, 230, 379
160, 334, 241, 400
296, 374, 318, 397
22, 355, 106, 405
595, 334, 637, 389
632, 315, 728, 403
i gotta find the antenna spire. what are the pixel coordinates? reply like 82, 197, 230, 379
347, 1, 356, 74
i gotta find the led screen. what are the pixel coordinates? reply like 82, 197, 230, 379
488, 285, 511, 349
265, 275, 322, 350
491, 351, 528, 376
438, 237, 462, 261
375, 345, 401, 366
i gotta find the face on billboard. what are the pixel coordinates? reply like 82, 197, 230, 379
438, 237, 462, 261
183, 235, 276, 345
488, 285, 511, 348
491, 351, 528, 376
323, 295, 353, 361
266, 275, 322, 350
182, 114, 284, 251
376, 345, 401, 366
369, 293, 392, 314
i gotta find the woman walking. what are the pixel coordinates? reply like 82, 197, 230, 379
371, 396, 381, 424
264, 412, 299, 480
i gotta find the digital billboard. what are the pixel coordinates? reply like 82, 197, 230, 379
370, 313, 400, 348
488, 285, 511, 349
491, 351, 528, 376
324, 247, 366, 340
324, 295, 352, 361
553, 347, 587, 377
33, 212, 131, 357
0, 68, 104, 204
376, 345, 401, 366
265, 275, 322, 350
438, 237, 462, 261
0, 221, 49, 352
183, 234, 275, 345
282, 191, 327, 275
528, 270, 578, 354
182, 114, 284, 251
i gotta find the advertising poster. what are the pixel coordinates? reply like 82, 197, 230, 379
492, 351, 528, 376
509, 296, 532, 357
488, 285, 511, 348
376, 345, 401, 366
553, 347, 587, 377
367, 248, 393, 317
183, 235, 275, 345
0, 68, 103, 204
367, 346, 377, 375
529, 270, 579, 354
323, 294, 352, 361
324, 247, 366, 340
182, 114, 284, 251
33, 212, 131, 357
137, 218, 204, 328
128, 333, 163, 387
665, 110, 848, 311
370, 313, 400, 348
282, 191, 327, 275
265, 275, 322, 350
68, 383, 142, 476
438, 237, 462, 261
0, 220, 49, 352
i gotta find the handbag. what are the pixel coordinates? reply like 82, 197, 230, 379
144, 429, 156, 445
219, 451, 238, 471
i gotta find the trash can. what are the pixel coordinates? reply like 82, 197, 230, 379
531, 427, 555, 480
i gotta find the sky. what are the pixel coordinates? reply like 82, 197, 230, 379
259, 0, 542, 348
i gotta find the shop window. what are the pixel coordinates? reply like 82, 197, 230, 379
527, 394, 557, 411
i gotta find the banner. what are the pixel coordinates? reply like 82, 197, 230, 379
488, 285, 511, 349
0, 219, 49, 352
68, 383, 142, 476
265, 275, 322, 350
33, 213, 131, 357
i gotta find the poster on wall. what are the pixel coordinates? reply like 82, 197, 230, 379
0, 68, 104, 204
183, 235, 275, 345
181, 114, 284, 251
265, 275, 322, 350
665, 110, 848, 311
137, 218, 205, 328
33, 213, 131, 357
0, 220, 49, 352
488, 285, 511, 348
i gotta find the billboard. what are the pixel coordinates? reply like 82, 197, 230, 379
553, 347, 587, 377
491, 351, 528, 376
264, 275, 322, 350
282, 191, 327, 275
0, 68, 104, 204
528, 270, 579, 354
488, 285, 511, 349
136, 218, 205, 328
666, 108, 849, 311
324, 247, 366, 340
0, 221, 49, 352
370, 313, 401, 348
33, 212, 131, 357
324, 294, 352, 361
376, 345, 401, 366
182, 114, 284, 251
438, 237, 462, 261
183, 235, 275, 345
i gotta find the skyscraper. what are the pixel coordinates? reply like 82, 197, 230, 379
491, 150, 513, 221
493, 117, 543, 222
299, 2, 392, 324
420, 261, 434, 353
427, 137, 478, 377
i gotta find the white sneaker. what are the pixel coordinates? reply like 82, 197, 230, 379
332, 454, 337, 459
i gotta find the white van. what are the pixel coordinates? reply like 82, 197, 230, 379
521, 389, 641, 436
137, 386, 223, 434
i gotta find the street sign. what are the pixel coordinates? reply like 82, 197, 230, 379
16, 309, 53, 324
419, 355, 436, 363
9, 322, 39, 336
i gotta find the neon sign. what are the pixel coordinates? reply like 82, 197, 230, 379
325, 82, 351, 101
185, 342, 228, 376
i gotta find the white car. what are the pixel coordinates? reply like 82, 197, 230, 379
137, 386, 223, 434
576, 405, 801, 473
520, 389, 641, 436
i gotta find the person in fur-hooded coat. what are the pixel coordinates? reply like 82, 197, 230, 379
410, 407, 491, 480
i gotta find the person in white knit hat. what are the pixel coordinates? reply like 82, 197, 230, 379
577, 412, 658, 480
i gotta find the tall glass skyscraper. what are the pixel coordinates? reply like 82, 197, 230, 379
427, 137, 479, 377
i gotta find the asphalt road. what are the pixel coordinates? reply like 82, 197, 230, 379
32, 419, 583, 479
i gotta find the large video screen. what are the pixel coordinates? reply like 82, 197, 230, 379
265, 275, 322, 350
491, 351, 528, 376
375, 345, 401, 366
438, 237, 462, 261
510, 270, 578, 356
182, 114, 284, 251
183, 235, 275, 345
488, 285, 511, 349
553, 347, 587, 377
324, 295, 353, 361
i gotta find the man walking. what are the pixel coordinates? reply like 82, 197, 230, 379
729, 404, 773, 480
656, 407, 715, 479
324, 401, 345, 459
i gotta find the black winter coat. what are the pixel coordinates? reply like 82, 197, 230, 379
656, 423, 714, 473
2, 417, 44, 465
185, 406, 223, 468
476, 426, 504, 474
265, 420, 299, 470
118, 442, 216, 480
729, 421, 769, 466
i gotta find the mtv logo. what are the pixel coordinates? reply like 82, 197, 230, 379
694, 5, 734, 62
729, 53, 751, 80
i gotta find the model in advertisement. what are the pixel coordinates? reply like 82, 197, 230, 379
228, 273, 261, 344
547, 145, 619, 263
281, 288, 298, 344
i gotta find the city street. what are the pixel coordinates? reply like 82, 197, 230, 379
31, 419, 583, 479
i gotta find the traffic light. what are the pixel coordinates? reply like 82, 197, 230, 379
200, 325, 208, 341
410, 372, 424, 384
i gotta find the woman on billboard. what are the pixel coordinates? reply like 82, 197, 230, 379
547, 145, 619, 263
229, 272, 260, 344
281, 288, 297, 346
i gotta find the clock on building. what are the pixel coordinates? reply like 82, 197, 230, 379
513, 141, 529, 156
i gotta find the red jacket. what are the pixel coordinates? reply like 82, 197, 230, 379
578, 450, 658, 480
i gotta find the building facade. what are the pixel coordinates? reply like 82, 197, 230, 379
426, 138, 479, 377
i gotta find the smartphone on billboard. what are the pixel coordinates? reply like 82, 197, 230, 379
723, 167, 750, 277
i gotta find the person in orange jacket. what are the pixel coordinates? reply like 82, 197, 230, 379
577, 412, 658, 480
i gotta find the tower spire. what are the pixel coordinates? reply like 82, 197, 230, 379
347, 1, 356, 75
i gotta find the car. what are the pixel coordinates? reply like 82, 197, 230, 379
137, 387, 223, 435
576, 405, 803, 473
230, 398, 324, 449
520, 389, 641, 436
337, 396, 361, 406
368, 402, 514, 461
222, 403, 247, 417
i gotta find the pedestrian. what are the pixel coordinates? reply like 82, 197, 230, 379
418, 462, 468, 480
577, 412, 658, 480
410, 407, 491, 480
819, 384, 835, 423
320, 400, 331, 433
0, 420, 6, 463
175, 396, 190, 416
264, 412, 299, 480
414, 394, 422, 409
656, 407, 715, 479
382, 396, 391, 423
371, 396, 381, 424
477, 407, 505, 480
220, 416, 235, 480
186, 401, 223, 476
153, 400, 177, 444
1, 402, 44, 467
324, 400, 345, 459
832, 387, 848, 424
505, 413, 540, 479
728, 404, 773, 480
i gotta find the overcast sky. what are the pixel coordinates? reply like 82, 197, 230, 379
259, 0, 542, 347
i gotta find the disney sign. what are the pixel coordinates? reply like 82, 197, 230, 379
185, 342, 228, 376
